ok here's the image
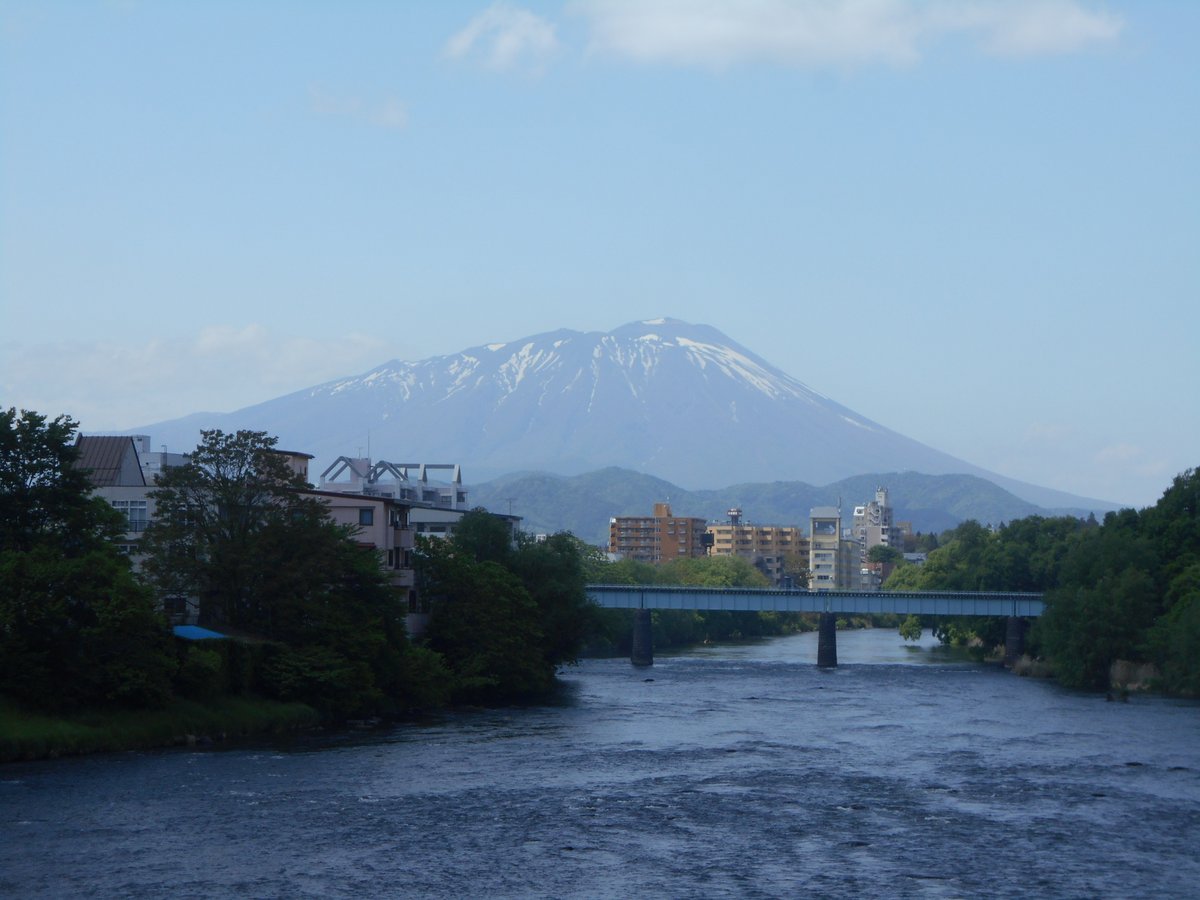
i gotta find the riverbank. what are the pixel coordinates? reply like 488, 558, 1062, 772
0, 695, 320, 764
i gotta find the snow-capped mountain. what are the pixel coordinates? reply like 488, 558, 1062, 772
139, 319, 1102, 509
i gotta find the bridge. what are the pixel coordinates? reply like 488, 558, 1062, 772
585, 584, 1044, 668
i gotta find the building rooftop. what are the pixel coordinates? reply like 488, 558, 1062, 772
74, 435, 145, 487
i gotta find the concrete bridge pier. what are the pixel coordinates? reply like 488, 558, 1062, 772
631, 608, 654, 666
817, 613, 838, 668
1004, 617, 1027, 668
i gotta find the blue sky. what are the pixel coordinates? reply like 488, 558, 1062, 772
2, 1, 1196, 508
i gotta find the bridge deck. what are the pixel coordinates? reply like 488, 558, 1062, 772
586, 584, 1044, 618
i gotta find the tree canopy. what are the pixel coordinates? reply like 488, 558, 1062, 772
0, 408, 173, 711
416, 510, 597, 703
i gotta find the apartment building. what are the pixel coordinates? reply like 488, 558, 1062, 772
74, 437, 427, 630
306, 488, 423, 631
609, 502, 708, 563
852, 487, 900, 590
318, 456, 491, 541
808, 506, 858, 590
706, 507, 809, 586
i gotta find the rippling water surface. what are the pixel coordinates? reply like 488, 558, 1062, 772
3, 630, 1199, 898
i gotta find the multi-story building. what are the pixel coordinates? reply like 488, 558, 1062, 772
808, 506, 858, 590
74, 435, 154, 557
706, 508, 809, 586
609, 502, 708, 564
73, 437, 431, 630
318, 456, 485, 541
852, 487, 900, 590
306, 488, 422, 631
316, 455, 520, 634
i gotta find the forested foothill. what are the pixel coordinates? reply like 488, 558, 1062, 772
887, 468, 1200, 694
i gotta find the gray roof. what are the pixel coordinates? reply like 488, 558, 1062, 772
74, 435, 146, 487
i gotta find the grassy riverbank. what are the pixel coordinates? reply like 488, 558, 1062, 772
0, 695, 320, 764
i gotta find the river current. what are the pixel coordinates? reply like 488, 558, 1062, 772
3, 629, 1199, 899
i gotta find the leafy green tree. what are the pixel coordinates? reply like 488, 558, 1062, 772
1147, 571, 1200, 695
659, 555, 771, 588
417, 535, 551, 702
868, 545, 903, 564
899, 614, 923, 642
142, 428, 418, 716
511, 532, 598, 669
141, 429, 327, 629
0, 408, 124, 552
1039, 569, 1159, 689
0, 409, 172, 710
451, 507, 516, 566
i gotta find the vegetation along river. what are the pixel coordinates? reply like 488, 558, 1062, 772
3, 629, 1198, 898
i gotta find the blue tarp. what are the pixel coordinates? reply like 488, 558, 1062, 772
172, 625, 229, 641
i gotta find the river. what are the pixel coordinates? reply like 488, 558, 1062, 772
2, 629, 1198, 898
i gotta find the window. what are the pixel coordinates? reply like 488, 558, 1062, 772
111, 499, 149, 531
359, 508, 374, 526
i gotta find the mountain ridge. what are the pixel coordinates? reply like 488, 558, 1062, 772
133, 318, 1117, 512
469, 467, 1101, 546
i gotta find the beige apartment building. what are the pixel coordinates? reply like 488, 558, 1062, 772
706, 508, 809, 586
609, 502, 708, 563
808, 506, 859, 590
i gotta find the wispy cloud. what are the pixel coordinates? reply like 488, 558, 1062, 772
571, 0, 1123, 69
1095, 443, 1171, 479
445, 3, 560, 74
0, 328, 391, 431
309, 87, 408, 129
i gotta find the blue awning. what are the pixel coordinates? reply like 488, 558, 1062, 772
172, 625, 229, 641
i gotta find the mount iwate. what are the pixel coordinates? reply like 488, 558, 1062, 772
139, 319, 1110, 511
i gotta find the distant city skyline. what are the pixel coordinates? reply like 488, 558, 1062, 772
2, 1, 1196, 509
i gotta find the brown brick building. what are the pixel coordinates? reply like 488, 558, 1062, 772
609, 502, 708, 563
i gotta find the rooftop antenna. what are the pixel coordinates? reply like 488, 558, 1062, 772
504, 497, 515, 516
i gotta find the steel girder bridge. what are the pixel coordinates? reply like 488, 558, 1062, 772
585, 584, 1044, 668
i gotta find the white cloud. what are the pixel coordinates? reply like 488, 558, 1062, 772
445, 3, 560, 73
309, 87, 408, 129
571, 0, 1123, 69
0, 329, 391, 432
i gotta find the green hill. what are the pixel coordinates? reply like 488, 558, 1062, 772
471, 468, 1105, 546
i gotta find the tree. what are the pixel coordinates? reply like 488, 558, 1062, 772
417, 534, 551, 702
451, 507, 515, 566
899, 614, 922, 642
141, 429, 417, 716
0, 408, 124, 552
0, 409, 172, 710
868, 545, 903, 564
511, 532, 598, 669
141, 429, 326, 629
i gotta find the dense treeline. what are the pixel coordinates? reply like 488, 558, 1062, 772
0, 411, 598, 733
416, 511, 596, 703
887, 469, 1200, 693
0, 409, 175, 711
